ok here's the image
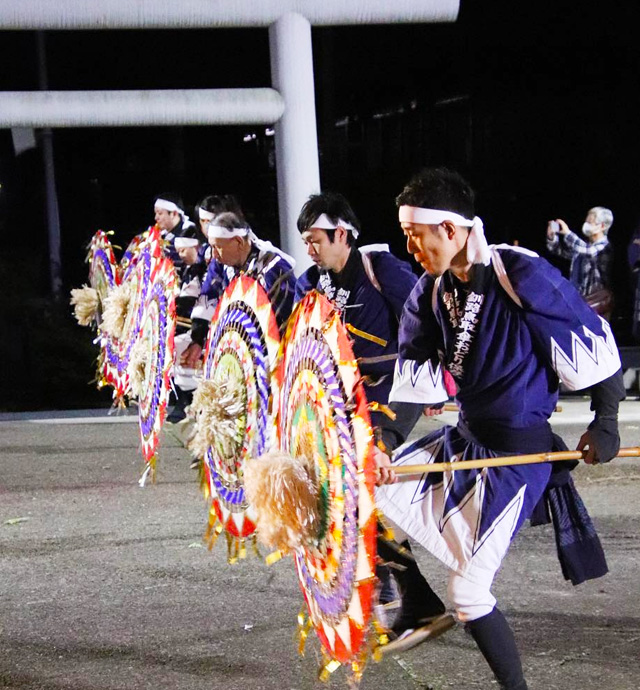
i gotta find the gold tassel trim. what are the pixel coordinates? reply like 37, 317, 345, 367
251, 535, 261, 559
344, 323, 387, 347
227, 533, 239, 564
202, 501, 261, 563
297, 608, 314, 657
376, 510, 396, 543
318, 653, 341, 682
224, 534, 249, 564
149, 456, 157, 485
138, 456, 156, 488
204, 512, 225, 550
265, 550, 284, 565
198, 462, 210, 500
368, 402, 396, 420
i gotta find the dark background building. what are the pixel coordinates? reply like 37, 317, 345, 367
1, 0, 639, 409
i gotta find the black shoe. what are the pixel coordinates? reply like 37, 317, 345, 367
166, 385, 193, 423
391, 605, 446, 639
377, 538, 446, 630
374, 564, 400, 628
166, 406, 187, 423
380, 613, 456, 655
164, 417, 195, 448
376, 564, 399, 606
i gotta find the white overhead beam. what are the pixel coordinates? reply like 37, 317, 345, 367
0, 0, 460, 285
0, 88, 285, 127
0, 1, 459, 29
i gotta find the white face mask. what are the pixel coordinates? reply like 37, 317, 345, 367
582, 222, 597, 237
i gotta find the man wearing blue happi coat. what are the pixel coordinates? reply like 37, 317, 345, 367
295, 192, 457, 639
295, 192, 419, 422
375, 168, 625, 690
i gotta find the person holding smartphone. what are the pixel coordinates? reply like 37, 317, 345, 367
546, 208, 614, 319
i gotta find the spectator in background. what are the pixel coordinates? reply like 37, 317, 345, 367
546, 207, 614, 320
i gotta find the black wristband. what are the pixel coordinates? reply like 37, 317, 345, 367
590, 368, 625, 419
586, 416, 620, 464
377, 401, 424, 454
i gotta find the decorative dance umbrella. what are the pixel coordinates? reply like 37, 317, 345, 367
70, 230, 120, 391
189, 275, 281, 561
246, 291, 379, 681
128, 241, 177, 484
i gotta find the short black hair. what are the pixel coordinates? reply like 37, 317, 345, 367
155, 192, 185, 214
197, 194, 246, 222
297, 192, 360, 247
175, 222, 201, 243
396, 168, 475, 219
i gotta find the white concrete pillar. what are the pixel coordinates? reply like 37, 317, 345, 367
270, 13, 319, 273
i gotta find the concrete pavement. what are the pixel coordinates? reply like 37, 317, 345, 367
1, 399, 639, 689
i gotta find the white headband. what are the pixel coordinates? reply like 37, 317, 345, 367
155, 198, 183, 215
207, 224, 251, 240
398, 205, 490, 266
174, 237, 199, 249
206, 227, 296, 267
310, 213, 360, 240
398, 206, 473, 227
198, 207, 215, 221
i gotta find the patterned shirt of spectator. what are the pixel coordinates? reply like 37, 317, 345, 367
546, 230, 612, 297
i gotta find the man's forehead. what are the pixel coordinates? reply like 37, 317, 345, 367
401, 221, 429, 232
302, 227, 328, 238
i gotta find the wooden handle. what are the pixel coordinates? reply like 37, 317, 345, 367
392, 447, 640, 475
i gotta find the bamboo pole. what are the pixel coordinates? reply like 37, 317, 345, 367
442, 403, 562, 413
391, 447, 640, 476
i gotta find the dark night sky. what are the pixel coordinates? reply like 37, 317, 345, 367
1, 0, 640, 331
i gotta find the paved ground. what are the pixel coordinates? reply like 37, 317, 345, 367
1, 399, 639, 690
